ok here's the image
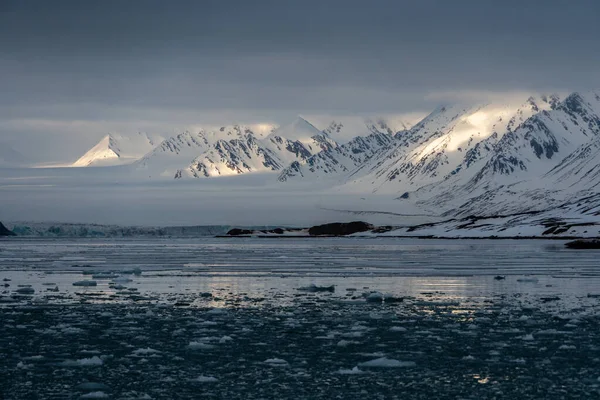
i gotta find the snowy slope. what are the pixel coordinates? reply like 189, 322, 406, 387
278, 123, 396, 182
138, 117, 409, 179
275, 91, 600, 223
407, 91, 600, 217
184, 128, 337, 179
134, 125, 261, 178
266, 116, 322, 145
278, 95, 560, 191
70, 116, 418, 180
73, 132, 163, 167
133, 120, 336, 179
343, 94, 561, 194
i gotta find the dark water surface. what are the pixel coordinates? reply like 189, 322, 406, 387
1, 238, 600, 399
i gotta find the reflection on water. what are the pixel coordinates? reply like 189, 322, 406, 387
2, 238, 600, 399
1, 237, 600, 308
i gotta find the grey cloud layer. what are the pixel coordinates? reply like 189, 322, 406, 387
1, 0, 599, 161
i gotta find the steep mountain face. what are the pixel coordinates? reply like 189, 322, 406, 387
185, 130, 333, 178
345, 95, 561, 194
135, 125, 261, 178
276, 91, 600, 220
73, 132, 162, 167
73, 135, 120, 167
135, 119, 337, 179
278, 96, 559, 190
138, 116, 409, 179
70, 116, 415, 179
278, 123, 396, 182
406, 91, 600, 217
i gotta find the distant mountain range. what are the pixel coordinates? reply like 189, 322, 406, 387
63, 91, 600, 221
72, 116, 415, 178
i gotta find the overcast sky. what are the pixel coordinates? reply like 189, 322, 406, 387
1, 0, 599, 162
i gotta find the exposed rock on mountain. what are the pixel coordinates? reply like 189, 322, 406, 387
279, 91, 600, 221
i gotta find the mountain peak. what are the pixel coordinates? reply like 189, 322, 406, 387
73, 134, 121, 167
268, 116, 322, 143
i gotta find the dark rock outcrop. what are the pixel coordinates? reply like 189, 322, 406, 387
565, 239, 600, 249
308, 221, 374, 236
0, 222, 15, 236
226, 228, 254, 236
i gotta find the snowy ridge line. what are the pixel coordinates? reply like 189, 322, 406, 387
70, 116, 415, 179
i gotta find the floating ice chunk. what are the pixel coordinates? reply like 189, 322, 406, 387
522, 334, 535, 341
188, 342, 215, 350
337, 340, 359, 347
462, 355, 476, 361
264, 358, 289, 366
194, 376, 218, 383
337, 366, 365, 375
80, 392, 109, 399
365, 292, 384, 303
73, 281, 97, 287
23, 355, 44, 360
65, 327, 85, 334
132, 348, 160, 355
389, 326, 407, 332
219, 336, 233, 344
62, 356, 103, 367
559, 344, 576, 350
341, 331, 364, 338
358, 357, 415, 368
110, 284, 126, 290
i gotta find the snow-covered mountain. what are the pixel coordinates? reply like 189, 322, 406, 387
413, 91, 600, 217
132, 119, 330, 179
278, 91, 600, 221
73, 132, 163, 167
183, 120, 337, 179
278, 121, 398, 182
131, 116, 404, 179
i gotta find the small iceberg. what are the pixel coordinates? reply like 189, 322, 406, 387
358, 357, 415, 368
194, 376, 218, 383
264, 358, 289, 367
337, 366, 366, 375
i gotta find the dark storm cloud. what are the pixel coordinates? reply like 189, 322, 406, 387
1, 0, 599, 160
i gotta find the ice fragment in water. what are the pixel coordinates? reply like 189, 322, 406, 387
358, 357, 415, 368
